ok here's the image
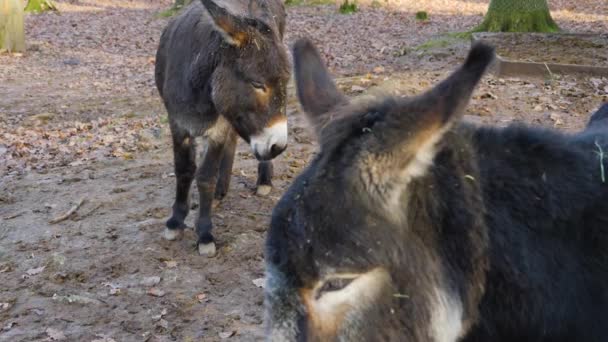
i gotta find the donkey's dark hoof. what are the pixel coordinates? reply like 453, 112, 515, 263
163, 228, 184, 241
198, 242, 217, 257
256, 185, 272, 196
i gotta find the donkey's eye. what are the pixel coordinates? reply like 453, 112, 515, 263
315, 277, 355, 299
251, 81, 266, 91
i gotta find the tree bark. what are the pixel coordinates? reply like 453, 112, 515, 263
0, 0, 25, 53
474, 0, 559, 32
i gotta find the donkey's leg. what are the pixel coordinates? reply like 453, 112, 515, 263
165, 129, 196, 241
195, 141, 225, 256
214, 131, 237, 202
256, 161, 274, 196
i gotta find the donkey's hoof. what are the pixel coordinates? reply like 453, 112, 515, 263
198, 242, 217, 257
164, 228, 184, 241
256, 185, 272, 196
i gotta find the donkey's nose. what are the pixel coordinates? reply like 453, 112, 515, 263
270, 143, 286, 158
250, 118, 288, 161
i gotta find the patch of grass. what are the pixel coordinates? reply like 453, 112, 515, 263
414, 37, 453, 51
285, 0, 303, 6
122, 112, 138, 119
338, 0, 358, 14
413, 33, 468, 52
446, 31, 473, 40
415, 11, 428, 21
285, 0, 333, 6
160, 115, 169, 124
156, 7, 181, 18
24, 0, 58, 13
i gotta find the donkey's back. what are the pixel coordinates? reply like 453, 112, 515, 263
468, 116, 608, 341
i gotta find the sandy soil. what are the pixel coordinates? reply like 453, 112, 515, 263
1, 0, 607, 341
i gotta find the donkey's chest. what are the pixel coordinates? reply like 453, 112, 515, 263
171, 110, 233, 143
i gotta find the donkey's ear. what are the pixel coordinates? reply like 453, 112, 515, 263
201, 0, 250, 47
293, 39, 347, 132
414, 42, 495, 126
357, 43, 494, 206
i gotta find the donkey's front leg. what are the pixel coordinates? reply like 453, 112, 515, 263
256, 161, 274, 196
195, 141, 225, 257
214, 131, 237, 202
165, 129, 196, 241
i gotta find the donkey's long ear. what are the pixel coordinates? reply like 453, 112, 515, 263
293, 39, 347, 132
201, 0, 251, 47
358, 43, 494, 206
414, 42, 495, 126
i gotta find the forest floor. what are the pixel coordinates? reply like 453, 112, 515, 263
1, 0, 607, 341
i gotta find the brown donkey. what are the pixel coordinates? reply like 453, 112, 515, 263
155, 0, 290, 256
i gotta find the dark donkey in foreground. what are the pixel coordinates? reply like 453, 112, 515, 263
264, 40, 608, 341
155, 0, 290, 255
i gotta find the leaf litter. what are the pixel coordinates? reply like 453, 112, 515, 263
0, 0, 607, 341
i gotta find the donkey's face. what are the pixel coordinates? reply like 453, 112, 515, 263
264, 40, 494, 341
203, 0, 289, 160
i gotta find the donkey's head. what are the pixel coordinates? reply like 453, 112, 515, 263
264, 40, 494, 341
202, 0, 289, 160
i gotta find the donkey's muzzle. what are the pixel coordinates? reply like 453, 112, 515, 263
250, 118, 288, 161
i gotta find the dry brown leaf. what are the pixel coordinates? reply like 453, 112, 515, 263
147, 288, 166, 297
46, 327, 67, 341
26, 266, 46, 276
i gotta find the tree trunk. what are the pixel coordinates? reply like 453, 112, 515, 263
25, 0, 58, 13
0, 0, 25, 53
474, 0, 559, 33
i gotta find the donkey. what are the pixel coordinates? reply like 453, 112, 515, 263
264, 39, 608, 341
155, 0, 290, 256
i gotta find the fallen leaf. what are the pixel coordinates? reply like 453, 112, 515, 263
196, 293, 207, 303
372, 66, 385, 74
2, 322, 16, 332
52, 294, 103, 306
164, 260, 177, 268
252, 278, 265, 288
147, 288, 166, 297
549, 113, 564, 127
46, 327, 67, 341
219, 331, 236, 339
26, 266, 46, 276
480, 92, 497, 100
140, 276, 161, 287
91, 335, 117, 342
152, 308, 168, 321
157, 318, 169, 330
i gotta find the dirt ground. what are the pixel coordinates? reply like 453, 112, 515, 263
1, 0, 607, 341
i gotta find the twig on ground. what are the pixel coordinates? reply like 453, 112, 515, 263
3, 211, 26, 220
76, 203, 102, 221
49, 197, 87, 224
